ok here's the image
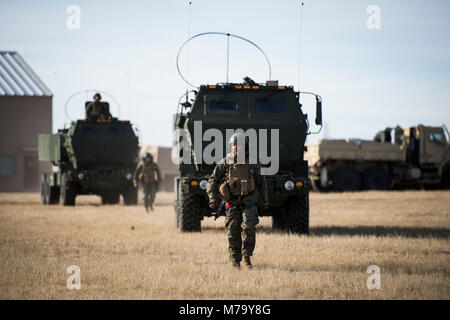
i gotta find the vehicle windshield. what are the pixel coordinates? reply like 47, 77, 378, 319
209, 99, 237, 112
109, 127, 128, 136
254, 98, 288, 113
429, 132, 444, 144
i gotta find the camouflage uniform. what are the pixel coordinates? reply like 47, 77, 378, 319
133, 156, 162, 211
207, 153, 269, 267
86, 100, 112, 122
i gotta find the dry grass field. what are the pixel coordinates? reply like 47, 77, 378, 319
0, 190, 449, 300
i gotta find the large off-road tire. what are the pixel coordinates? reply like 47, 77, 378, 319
178, 188, 202, 232
174, 203, 180, 228
111, 192, 120, 204
49, 186, 61, 204
311, 166, 329, 192
363, 167, 391, 190
285, 194, 309, 235
174, 180, 181, 228
441, 165, 450, 189
332, 167, 361, 192
102, 192, 120, 205
272, 208, 288, 231
61, 173, 76, 206
123, 185, 138, 205
41, 175, 49, 205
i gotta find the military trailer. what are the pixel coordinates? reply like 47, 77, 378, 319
173, 78, 322, 234
38, 102, 139, 206
305, 124, 450, 191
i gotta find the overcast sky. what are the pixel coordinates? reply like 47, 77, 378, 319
1, 0, 449, 146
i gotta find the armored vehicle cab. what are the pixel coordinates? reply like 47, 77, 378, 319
173, 78, 322, 234
38, 101, 139, 206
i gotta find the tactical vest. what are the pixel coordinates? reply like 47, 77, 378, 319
226, 164, 256, 196
140, 162, 157, 183
88, 103, 102, 117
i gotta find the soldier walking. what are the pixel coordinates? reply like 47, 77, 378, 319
207, 133, 269, 269
133, 152, 162, 212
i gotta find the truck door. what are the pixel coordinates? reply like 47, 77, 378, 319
421, 127, 447, 164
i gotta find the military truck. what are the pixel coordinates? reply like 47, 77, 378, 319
173, 78, 322, 234
38, 101, 139, 206
305, 124, 450, 191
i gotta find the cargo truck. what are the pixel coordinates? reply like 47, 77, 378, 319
305, 124, 450, 191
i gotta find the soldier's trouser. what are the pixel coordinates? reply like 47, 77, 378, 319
225, 203, 259, 262
143, 183, 157, 207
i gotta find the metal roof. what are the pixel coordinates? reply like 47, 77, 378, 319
0, 51, 52, 97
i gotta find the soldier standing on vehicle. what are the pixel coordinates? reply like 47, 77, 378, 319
207, 133, 269, 269
394, 125, 403, 145
133, 152, 162, 212
86, 93, 112, 122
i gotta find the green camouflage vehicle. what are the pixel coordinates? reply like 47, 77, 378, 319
173, 78, 322, 234
38, 101, 139, 206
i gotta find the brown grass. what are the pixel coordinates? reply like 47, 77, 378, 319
0, 190, 449, 299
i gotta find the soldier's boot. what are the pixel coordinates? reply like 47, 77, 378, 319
144, 197, 149, 213
243, 256, 252, 269
229, 254, 241, 269
149, 195, 155, 211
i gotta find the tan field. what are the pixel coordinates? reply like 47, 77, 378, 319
0, 190, 449, 300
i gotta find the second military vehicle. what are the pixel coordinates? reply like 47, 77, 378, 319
305, 124, 450, 191
173, 78, 322, 234
38, 101, 139, 206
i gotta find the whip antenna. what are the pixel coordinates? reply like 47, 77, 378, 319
176, 32, 271, 88
186, 1, 192, 88
297, 2, 304, 91
226, 33, 230, 83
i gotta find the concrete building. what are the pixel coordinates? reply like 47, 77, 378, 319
140, 145, 178, 192
0, 51, 52, 192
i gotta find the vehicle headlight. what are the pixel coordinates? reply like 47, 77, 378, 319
126, 173, 133, 180
78, 173, 85, 180
284, 180, 294, 191
199, 180, 208, 190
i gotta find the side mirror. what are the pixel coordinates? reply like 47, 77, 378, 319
315, 96, 322, 126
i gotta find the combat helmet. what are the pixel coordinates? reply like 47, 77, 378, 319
143, 152, 153, 160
